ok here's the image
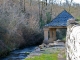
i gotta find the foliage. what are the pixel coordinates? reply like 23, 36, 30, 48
39, 20, 45, 28
0, 40, 10, 57
46, 12, 52, 24
39, 15, 45, 28
0, 27, 7, 40
76, 16, 80, 20
62, 37, 66, 41
20, 25, 43, 46
39, 12, 52, 28
76, 16, 80, 23
56, 29, 67, 40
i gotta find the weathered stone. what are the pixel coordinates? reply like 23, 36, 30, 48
39, 43, 47, 49
66, 18, 80, 60
48, 43, 54, 47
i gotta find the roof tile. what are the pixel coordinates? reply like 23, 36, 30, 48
45, 10, 74, 27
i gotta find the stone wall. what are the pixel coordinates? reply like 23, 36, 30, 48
66, 18, 80, 60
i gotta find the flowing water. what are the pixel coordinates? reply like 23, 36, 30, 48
0, 46, 36, 60
0, 41, 65, 60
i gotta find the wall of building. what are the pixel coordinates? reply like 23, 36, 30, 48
66, 19, 80, 60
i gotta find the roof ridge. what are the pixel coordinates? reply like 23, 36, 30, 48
51, 10, 73, 21
45, 10, 74, 27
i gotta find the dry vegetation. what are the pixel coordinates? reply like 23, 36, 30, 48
0, 0, 80, 57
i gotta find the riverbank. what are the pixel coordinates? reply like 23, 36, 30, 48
0, 46, 37, 60
1, 41, 66, 60
25, 41, 66, 60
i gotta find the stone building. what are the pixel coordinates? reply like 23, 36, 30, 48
43, 10, 74, 44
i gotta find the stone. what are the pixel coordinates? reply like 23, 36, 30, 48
39, 43, 47, 49
48, 43, 54, 47
66, 19, 80, 60
40, 49, 45, 51
35, 47, 40, 52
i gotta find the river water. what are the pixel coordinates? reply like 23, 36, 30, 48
0, 46, 36, 60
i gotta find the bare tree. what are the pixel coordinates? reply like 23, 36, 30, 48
65, 0, 73, 12
20, 0, 25, 11
23, 0, 25, 11
50, 0, 53, 20
30, 0, 32, 6
38, 0, 40, 16
45, 0, 47, 6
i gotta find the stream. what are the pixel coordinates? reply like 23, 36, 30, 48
0, 41, 65, 60
0, 46, 36, 60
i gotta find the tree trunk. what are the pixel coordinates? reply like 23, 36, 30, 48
30, 0, 32, 6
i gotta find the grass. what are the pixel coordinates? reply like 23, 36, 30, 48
25, 53, 58, 60
24, 48, 66, 60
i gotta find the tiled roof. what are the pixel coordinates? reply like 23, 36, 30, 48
45, 10, 74, 27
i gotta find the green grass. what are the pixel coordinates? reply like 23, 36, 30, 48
24, 48, 66, 60
25, 53, 58, 60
